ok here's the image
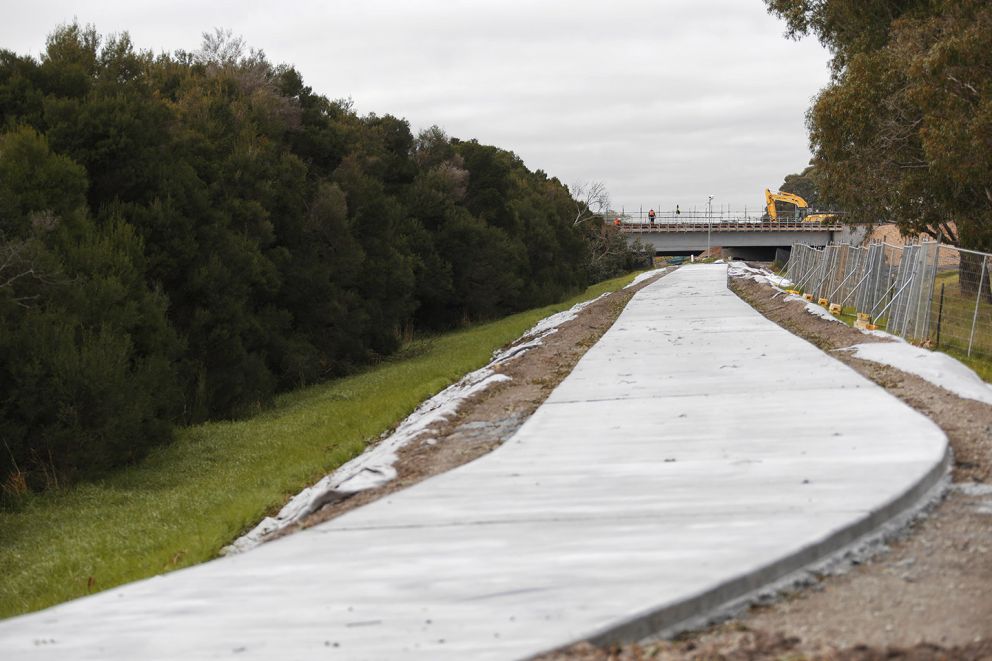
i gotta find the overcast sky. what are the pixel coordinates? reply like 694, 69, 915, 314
3, 0, 831, 214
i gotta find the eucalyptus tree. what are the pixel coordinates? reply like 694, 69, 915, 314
766, 0, 990, 249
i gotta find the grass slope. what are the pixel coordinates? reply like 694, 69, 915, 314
930, 270, 992, 381
0, 273, 637, 619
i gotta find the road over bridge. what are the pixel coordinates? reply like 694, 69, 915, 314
619, 218, 861, 259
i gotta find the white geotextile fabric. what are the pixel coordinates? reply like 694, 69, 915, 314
225, 292, 610, 553
727, 262, 840, 324
727, 261, 793, 289
624, 267, 671, 289
842, 342, 992, 405
783, 294, 847, 324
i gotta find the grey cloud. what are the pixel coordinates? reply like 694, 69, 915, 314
4, 0, 830, 210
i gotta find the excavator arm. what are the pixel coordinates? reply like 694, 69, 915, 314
764, 189, 809, 221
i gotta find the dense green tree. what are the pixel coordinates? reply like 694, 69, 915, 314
765, 0, 928, 71
0, 133, 86, 244
0, 50, 45, 128
0, 23, 644, 493
438, 210, 525, 322
455, 139, 521, 234
778, 165, 820, 208
37, 23, 100, 100
0, 128, 180, 489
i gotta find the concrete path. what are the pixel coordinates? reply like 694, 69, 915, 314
0, 265, 948, 660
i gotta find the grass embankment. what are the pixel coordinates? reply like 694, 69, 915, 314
0, 273, 637, 619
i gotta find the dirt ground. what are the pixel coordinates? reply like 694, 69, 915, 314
276, 266, 991, 660
540, 272, 992, 661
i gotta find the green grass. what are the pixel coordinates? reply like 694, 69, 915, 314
0, 273, 638, 619
930, 270, 992, 381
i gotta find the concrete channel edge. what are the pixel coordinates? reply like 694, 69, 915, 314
532, 446, 952, 658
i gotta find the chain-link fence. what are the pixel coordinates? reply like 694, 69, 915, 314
785, 242, 992, 368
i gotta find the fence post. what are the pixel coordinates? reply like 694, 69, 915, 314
967, 255, 987, 357
902, 243, 922, 338
891, 243, 913, 336
870, 244, 885, 315
855, 244, 874, 312
936, 283, 945, 349
918, 240, 940, 341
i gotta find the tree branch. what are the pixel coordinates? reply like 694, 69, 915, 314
572, 181, 610, 227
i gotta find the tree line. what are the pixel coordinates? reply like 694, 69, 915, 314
767, 0, 990, 251
0, 25, 646, 493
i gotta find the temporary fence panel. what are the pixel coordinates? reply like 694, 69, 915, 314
783, 240, 992, 364
929, 245, 992, 364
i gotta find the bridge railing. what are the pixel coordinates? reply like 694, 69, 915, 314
617, 218, 844, 232
617, 210, 762, 224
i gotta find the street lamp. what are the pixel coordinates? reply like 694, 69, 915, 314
707, 195, 714, 254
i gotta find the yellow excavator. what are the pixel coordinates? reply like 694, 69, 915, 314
764, 189, 835, 223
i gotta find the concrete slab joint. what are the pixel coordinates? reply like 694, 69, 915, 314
0, 264, 949, 660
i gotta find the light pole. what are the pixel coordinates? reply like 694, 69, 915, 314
706, 195, 714, 254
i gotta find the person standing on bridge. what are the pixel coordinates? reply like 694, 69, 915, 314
648, 209, 656, 227
676, 204, 680, 215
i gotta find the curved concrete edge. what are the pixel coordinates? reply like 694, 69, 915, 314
532, 442, 953, 659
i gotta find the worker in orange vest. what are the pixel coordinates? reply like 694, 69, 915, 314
613, 217, 621, 228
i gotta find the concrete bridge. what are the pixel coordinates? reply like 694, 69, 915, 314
619, 218, 861, 260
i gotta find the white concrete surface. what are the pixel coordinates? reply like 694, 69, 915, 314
0, 265, 948, 660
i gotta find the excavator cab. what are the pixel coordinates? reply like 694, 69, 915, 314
764, 189, 809, 221
763, 189, 837, 224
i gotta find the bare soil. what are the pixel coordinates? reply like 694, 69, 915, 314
539, 272, 992, 660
